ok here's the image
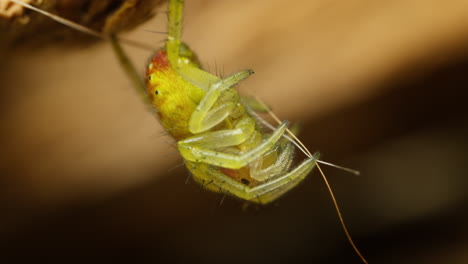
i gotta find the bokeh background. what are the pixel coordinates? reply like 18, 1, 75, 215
1, 0, 468, 263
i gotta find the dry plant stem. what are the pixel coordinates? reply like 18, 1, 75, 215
0, 0, 33, 18
8, 0, 154, 51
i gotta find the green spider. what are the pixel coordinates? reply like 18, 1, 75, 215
7, 0, 367, 262
142, 0, 320, 204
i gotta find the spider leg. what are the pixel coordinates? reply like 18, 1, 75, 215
110, 35, 147, 100
189, 70, 253, 133
166, 0, 220, 89
166, 0, 184, 63
179, 119, 288, 169
247, 153, 319, 203
187, 153, 319, 204
249, 142, 295, 181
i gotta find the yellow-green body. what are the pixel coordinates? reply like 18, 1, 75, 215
146, 49, 265, 189
143, 0, 319, 204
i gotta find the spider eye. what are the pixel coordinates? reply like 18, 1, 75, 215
155, 90, 159, 95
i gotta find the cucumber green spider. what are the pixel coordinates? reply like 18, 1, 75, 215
142, 0, 320, 204
7, 0, 367, 262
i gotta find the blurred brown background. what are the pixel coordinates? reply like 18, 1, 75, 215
1, 0, 468, 263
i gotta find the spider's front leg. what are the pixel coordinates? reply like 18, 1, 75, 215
178, 69, 289, 169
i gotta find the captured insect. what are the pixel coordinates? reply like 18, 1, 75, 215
7, 0, 368, 262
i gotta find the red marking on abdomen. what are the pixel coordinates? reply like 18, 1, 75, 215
221, 168, 238, 180
221, 166, 257, 187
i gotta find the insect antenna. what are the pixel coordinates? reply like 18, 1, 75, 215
254, 97, 368, 264
315, 159, 360, 175
247, 106, 312, 158
9, 0, 155, 51
267, 109, 360, 174
250, 96, 359, 175
315, 163, 368, 263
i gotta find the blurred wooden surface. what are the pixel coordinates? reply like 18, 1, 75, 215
1, 0, 468, 263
